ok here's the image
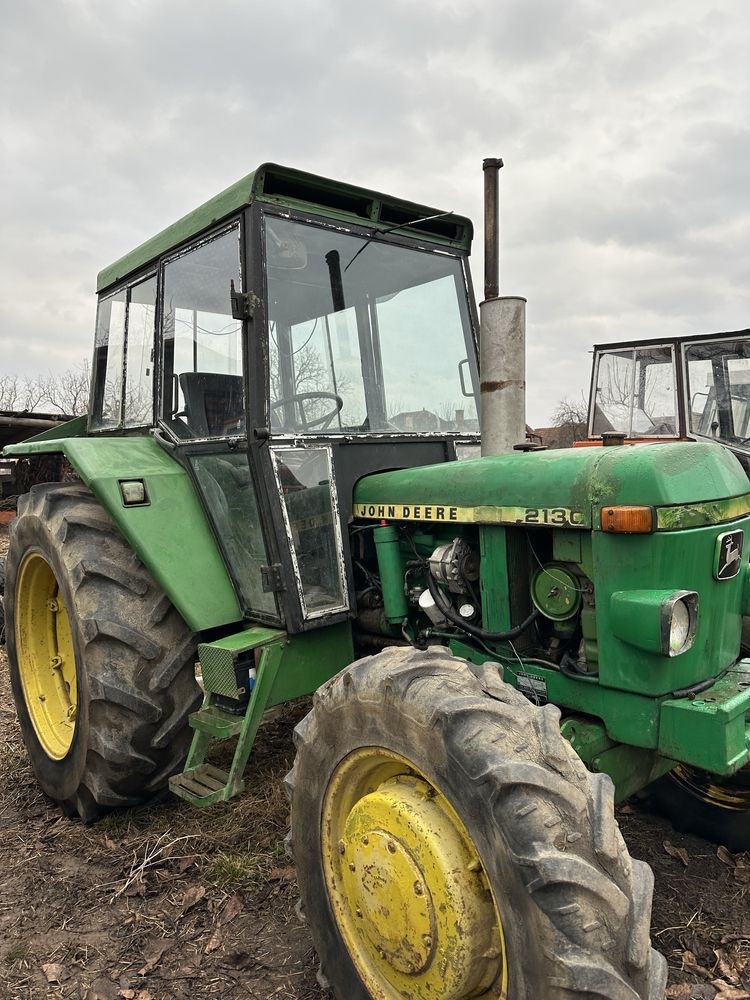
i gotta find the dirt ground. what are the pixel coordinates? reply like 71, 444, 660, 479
0, 524, 748, 1000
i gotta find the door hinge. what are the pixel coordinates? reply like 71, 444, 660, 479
261, 564, 285, 593
230, 281, 260, 321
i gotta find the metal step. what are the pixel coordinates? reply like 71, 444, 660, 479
188, 706, 244, 738
169, 763, 242, 806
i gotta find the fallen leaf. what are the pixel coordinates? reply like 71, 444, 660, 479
124, 873, 147, 898
137, 939, 172, 976
41, 963, 69, 984
682, 949, 714, 981
666, 986, 715, 1000
178, 885, 206, 917
204, 928, 222, 954
175, 855, 197, 873
717, 845, 737, 867
118, 992, 136, 999
664, 840, 690, 867
267, 866, 295, 881
223, 952, 255, 970
218, 892, 244, 926
713, 948, 739, 984
104, 837, 120, 850
713, 985, 750, 1000
136, 992, 153, 1000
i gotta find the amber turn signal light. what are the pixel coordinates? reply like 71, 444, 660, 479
601, 505, 654, 534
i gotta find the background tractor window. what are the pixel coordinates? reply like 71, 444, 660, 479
265, 217, 477, 435
161, 227, 244, 439
592, 345, 677, 438
685, 340, 750, 446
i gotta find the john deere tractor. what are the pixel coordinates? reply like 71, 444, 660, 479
584, 332, 750, 849
4, 160, 750, 1000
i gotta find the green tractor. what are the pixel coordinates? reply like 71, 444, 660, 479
4, 159, 750, 999
586, 332, 750, 848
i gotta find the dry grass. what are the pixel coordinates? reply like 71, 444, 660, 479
0, 520, 322, 998
1, 522, 749, 998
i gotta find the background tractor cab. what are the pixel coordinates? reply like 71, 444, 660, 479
90, 164, 481, 635
584, 330, 750, 474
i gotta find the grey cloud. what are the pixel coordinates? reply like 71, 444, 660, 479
1, 0, 749, 428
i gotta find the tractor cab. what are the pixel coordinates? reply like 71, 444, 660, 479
587, 331, 750, 473
89, 164, 481, 633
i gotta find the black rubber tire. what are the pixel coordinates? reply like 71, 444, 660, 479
5, 483, 201, 821
286, 646, 667, 1000
0, 555, 5, 645
647, 766, 750, 852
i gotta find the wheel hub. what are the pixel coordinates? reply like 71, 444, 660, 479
324, 751, 505, 1000
15, 552, 78, 760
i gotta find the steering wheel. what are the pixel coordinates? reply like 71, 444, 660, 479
270, 391, 344, 431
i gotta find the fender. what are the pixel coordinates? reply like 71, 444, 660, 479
4, 431, 242, 631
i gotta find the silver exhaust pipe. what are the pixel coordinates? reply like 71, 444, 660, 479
480, 158, 527, 456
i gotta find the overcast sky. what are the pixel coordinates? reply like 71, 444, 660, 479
1, 0, 749, 426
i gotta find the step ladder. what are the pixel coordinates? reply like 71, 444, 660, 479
169, 627, 285, 807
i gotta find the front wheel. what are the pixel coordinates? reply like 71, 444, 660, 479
286, 647, 666, 1000
5, 483, 201, 821
648, 765, 750, 852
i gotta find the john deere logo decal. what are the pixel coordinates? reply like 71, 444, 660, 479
714, 530, 744, 580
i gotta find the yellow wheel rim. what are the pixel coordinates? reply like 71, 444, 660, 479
15, 552, 78, 760
322, 748, 507, 1000
672, 763, 750, 812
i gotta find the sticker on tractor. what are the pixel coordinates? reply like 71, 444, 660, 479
714, 529, 744, 580
353, 502, 587, 528
516, 671, 548, 705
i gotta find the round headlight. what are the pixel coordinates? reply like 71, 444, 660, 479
669, 599, 691, 654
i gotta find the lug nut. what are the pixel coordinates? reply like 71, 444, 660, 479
387, 840, 396, 854
348, 863, 356, 872
414, 881, 424, 896
338, 840, 346, 855
423, 935, 432, 949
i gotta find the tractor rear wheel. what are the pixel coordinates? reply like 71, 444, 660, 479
648, 765, 750, 852
286, 646, 666, 1000
5, 483, 201, 821
0, 555, 5, 644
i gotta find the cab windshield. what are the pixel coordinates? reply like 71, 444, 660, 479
591, 345, 678, 438
264, 216, 478, 434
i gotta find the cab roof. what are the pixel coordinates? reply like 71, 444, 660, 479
97, 163, 473, 293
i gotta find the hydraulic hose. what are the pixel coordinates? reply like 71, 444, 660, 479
426, 572, 539, 642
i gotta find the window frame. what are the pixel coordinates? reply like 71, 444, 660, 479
255, 203, 481, 442
588, 343, 681, 440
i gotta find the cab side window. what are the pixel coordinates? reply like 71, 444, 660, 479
160, 226, 244, 439
90, 276, 156, 430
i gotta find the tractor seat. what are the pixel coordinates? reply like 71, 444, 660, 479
178, 372, 245, 438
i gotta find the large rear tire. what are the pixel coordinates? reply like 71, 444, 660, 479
5, 483, 201, 821
287, 647, 666, 1000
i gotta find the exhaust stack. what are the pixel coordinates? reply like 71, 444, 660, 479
480, 158, 527, 456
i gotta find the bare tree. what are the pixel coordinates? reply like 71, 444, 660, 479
550, 394, 588, 447
42, 360, 91, 416
0, 361, 90, 416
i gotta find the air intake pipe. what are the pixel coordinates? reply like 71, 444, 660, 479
480, 158, 527, 456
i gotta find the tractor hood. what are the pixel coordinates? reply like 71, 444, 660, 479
353, 442, 750, 531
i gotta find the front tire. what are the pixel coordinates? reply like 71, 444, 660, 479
5, 483, 201, 821
648, 765, 750, 852
287, 647, 666, 1000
